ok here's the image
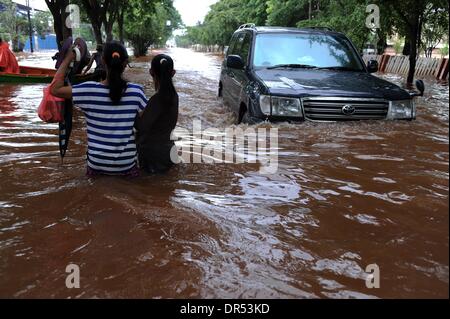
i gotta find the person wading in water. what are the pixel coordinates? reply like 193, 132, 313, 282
135, 54, 179, 174
51, 41, 148, 177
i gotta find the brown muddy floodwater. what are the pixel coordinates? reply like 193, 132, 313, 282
0, 48, 448, 299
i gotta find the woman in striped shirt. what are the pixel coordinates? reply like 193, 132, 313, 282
51, 41, 148, 177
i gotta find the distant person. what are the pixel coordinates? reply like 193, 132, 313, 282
83, 44, 106, 80
0, 37, 20, 74
135, 54, 179, 174
51, 41, 148, 177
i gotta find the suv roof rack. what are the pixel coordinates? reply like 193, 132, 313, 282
303, 26, 334, 32
238, 23, 256, 30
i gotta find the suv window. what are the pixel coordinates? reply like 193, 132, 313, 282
227, 34, 241, 56
239, 33, 252, 66
228, 32, 251, 66
253, 33, 364, 70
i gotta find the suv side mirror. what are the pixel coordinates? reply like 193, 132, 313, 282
415, 80, 425, 96
227, 55, 245, 69
367, 60, 379, 73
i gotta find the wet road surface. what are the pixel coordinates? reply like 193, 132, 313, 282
0, 48, 448, 298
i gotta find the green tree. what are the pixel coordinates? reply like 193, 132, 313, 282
124, 0, 181, 56
441, 43, 449, 57
378, 0, 449, 83
393, 38, 404, 55
242, 0, 269, 26
32, 11, 53, 38
267, 0, 310, 26
421, 6, 449, 57
0, 0, 29, 51
179, 0, 268, 46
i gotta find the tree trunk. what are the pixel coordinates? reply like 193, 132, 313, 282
45, 0, 72, 50
407, 13, 425, 84
105, 21, 114, 42
27, 7, 34, 53
133, 39, 148, 57
403, 40, 411, 56
376, 30, 387, 55
80, 0, 104, 45
118, 8, 125, 44
92, 22, 103, 45
13, 25, 20, 52
308, 0, 312, 20
407, 26, 419, 84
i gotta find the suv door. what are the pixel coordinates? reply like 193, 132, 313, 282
222, 34, 239, 105
227, 32, 252, 113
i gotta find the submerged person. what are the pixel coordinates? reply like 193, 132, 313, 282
0, 37, 20, 74
51, 41, 148, 177
82, 44, 106, 80
135, 54, 179, 174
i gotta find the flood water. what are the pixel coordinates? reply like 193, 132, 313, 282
0, 48, 448, 299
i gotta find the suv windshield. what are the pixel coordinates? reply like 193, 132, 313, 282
253, 33, 364, 71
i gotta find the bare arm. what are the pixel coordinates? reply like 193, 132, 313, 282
51, 50, 76, 100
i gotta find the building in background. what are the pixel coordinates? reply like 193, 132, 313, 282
0, 1, 57, 52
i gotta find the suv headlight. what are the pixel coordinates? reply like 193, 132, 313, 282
388, 100, 415, 120
259, 95, 303, 117
259, 95, 271, 115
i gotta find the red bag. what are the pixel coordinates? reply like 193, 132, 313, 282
38, 81, 65, 123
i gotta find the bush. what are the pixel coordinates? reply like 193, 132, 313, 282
441, 44, 449, 57
393, 39, 404, 55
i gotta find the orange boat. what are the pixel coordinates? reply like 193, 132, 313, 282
0, 66, 56, 84
0, 65, 102, 84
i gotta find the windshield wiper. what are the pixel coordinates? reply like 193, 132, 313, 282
318, 66, 361, 72
267, 64, 318, 70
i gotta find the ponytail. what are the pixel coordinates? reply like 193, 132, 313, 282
103, 41, 129, 104
151, 54, 176, 102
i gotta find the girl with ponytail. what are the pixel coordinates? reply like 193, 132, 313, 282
135, 54, 179, 174
51, 41, 148, 176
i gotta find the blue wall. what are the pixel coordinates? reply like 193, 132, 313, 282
24, 34, 58, 51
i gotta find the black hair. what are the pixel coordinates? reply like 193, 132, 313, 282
96, 44, 103, 52
0, 37, 3, 43
103, 41, 129, 104
151, 54, 177, 102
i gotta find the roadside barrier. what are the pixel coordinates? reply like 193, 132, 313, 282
190, 44, 225, 54
363, 54, 449, 81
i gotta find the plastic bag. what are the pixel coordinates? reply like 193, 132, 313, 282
38, 82, 65, 123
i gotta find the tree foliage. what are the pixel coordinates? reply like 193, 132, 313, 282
32, 11, 53, 38
377, 0, 448, 82
177, 0, 268, 46
45, 0, 181, 56
177, 0, 448, 83
124, 0, 181, 56
421, 5, 449, 57
0, 0, 29, 51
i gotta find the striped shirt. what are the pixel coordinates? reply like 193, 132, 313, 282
72, 82, 148, 174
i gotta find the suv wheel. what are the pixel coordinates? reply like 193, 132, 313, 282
218, 82, 223, 97
238, 104, 249, 124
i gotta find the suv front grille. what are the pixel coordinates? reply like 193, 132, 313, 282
302, 97, 389, 121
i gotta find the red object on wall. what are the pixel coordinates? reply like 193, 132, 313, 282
437, 58, 449, 81
379, 55, 391, 73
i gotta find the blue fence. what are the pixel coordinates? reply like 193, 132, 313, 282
24, 34, 58, 51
